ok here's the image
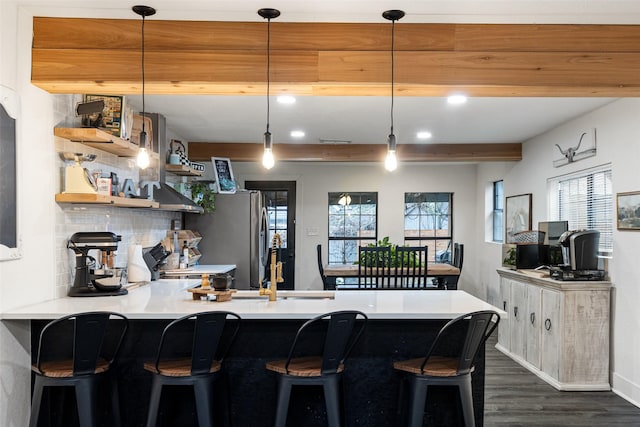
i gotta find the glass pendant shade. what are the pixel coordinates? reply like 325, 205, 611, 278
262, 131, 275, 170
385, 133, 398, 172
136, 129, 150, 169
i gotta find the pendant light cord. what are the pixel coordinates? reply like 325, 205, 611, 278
266, 17, 271, 134
141, 14, 146, 137
390, 18, 395, 135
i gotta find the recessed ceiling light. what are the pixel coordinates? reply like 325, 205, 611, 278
290, 130, 305, 138
417, 131, 432, 139
277, 95, 296, 104
447, 95, 467, 105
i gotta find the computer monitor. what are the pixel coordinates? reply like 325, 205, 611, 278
538, 221, 569, 246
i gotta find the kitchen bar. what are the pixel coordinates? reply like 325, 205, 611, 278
3, 280, 503, 426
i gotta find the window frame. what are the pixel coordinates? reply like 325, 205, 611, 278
493, 180, 504, 243
403, 192, 453, 263
547, 164, 613, 254
327, 192, 378, 264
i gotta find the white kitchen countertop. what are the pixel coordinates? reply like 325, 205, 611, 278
1, 279, 504, 321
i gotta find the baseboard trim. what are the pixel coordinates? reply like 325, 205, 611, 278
612, 372, 640, 409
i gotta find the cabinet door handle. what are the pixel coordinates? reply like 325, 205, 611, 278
503, 301, 507, 311
545, 318, 552, 331
513, 306, 518, 318
530, 312, 535, 324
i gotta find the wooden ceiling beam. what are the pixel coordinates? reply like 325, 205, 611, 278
188, 142, 522, 163
31, 17, 640, 97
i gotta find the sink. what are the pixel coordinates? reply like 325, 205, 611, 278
233, 290, 335, 300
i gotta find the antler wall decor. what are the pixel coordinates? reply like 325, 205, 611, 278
553, 129, 597, 167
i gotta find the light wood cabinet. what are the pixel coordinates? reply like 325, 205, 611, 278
524, 286, 542, 368
496, 268, 611, 391
541, 288, 561, 380
509, 280, 526, 360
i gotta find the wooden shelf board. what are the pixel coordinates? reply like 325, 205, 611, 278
54, 127, 140, 157
165, 164, 204, 176
55, 193, 159, 208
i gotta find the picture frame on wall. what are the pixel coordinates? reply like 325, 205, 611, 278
505, 193, 532, 243
616, 191, 640, 230
211, 157, 236, 194
0, 85, 22, 261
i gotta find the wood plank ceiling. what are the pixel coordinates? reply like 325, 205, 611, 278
33, 18, 640, 162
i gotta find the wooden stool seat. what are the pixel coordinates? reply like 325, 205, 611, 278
143, 358, 221, 376
266, 356, 344, 377
393, 356, 474, 377
33, 358, 110, 377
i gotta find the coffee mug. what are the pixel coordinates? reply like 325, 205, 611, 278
168, 153, 180, 165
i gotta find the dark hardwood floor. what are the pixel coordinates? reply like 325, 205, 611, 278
484, 336, 640, 426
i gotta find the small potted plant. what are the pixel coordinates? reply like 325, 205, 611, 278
188, 181, 215, 213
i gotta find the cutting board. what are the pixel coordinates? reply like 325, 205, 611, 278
188, 287, 237, 302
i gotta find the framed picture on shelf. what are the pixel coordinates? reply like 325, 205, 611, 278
617, 191, 640, 230
505, 193, 532, 243
211, 157, 236, 194
82, 94, 124, 137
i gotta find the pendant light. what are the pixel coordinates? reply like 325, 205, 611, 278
133, 5, 156, 170
383, 10, 404, 172
258, 8, 280, 170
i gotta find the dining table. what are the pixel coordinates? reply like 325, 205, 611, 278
323, 262, 461, 289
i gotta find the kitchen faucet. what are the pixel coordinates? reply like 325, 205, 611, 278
259, 233, 284, 301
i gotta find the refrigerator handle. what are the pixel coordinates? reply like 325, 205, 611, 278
259, 207, 269, 268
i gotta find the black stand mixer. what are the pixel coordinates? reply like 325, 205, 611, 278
68, 232, 128, 297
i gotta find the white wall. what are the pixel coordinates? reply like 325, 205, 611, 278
229, 161, 482, 294
475, 98, 640, 406
0, 5, 179, 425
0, 2, 47, 426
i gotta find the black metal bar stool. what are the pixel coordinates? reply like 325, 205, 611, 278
143, 310, 241, 427
29, 311, 129, 427
265, 310, 368, 427
393, 310, 499, 427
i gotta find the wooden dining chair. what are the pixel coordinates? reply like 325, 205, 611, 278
453, 243, 464, 270
317, 244, 332, 290
358, 246, 392, 289
393, 246, 428, 289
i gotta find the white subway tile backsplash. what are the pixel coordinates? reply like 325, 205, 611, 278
56, 206, 179, 294
52, 94, 181, 295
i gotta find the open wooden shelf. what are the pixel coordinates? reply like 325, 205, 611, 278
165, 164, 204, 176
55, 193, 159, 208
54, 127, 141, 157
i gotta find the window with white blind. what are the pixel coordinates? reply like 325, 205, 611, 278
548, 165, 613, 254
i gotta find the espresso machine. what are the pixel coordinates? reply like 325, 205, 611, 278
68, 232, 128, 296
550, 229, 605, 280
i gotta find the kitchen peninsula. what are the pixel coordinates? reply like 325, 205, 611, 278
3, 280, 503, 427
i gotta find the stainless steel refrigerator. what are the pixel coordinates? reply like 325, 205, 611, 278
185, 191, 268, 289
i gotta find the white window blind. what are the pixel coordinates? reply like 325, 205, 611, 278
548, 165, 613, 253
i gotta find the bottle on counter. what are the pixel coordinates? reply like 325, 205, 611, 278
180, 240, 189, 269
